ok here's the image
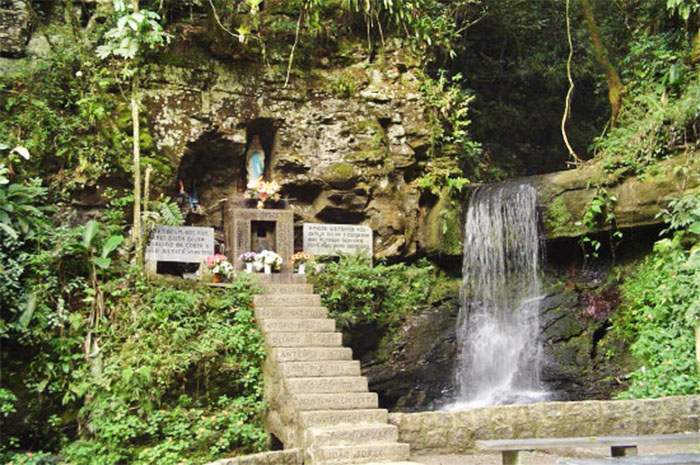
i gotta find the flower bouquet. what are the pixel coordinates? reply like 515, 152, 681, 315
291, 251, 313, 274
204, 254, 234, 282
245, 177, 281, 209
238, 251, 258, 273
256, 250, 283, 274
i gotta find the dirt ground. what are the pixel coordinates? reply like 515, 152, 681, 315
413, 443, 700, 465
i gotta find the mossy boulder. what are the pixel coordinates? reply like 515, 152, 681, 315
535, 154, 700, 239
322, 162, 360, 189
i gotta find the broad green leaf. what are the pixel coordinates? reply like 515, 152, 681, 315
688, 222, 700, 235
83, 220, 100, 248
19, 293, 37, 329
93, 257, 111, 269
101, 235, 124, 257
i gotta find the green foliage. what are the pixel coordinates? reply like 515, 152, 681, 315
613, 193, 700, 398
0, 40, 133, 192
143, 196, 186, 229
0, 163, 52, 240
2, 273, 266, 464
576, 187, 622, 260
309, 255, 435, 328
97, 1, 170, 62
594, 26, 700, 175
59, 280, 266, 465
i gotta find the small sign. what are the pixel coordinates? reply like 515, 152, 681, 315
303, 223, 373, 257
145, 226, 214, 263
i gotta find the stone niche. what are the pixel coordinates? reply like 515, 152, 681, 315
175, 119, 279, 228
223, 205, 294, 274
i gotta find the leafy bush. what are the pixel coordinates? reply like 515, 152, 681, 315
613, 193, 700, 398
309, 255, 436, 328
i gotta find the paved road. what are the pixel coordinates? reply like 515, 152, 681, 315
414, 444, 700, 465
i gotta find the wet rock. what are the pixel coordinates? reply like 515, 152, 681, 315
354, 293, 460, 412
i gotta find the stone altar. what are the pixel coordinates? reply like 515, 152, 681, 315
224, 201, 294, 274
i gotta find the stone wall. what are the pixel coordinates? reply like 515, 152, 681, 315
206, 449, 301, 465
387, 396, 700, 454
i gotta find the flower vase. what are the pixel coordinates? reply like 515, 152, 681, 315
264, 264, 272, 274
298, 263, 306, 275
212, 274, 223, 283
245, 262, 253, 273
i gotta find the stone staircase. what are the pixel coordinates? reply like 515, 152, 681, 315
253, 277, 421, 465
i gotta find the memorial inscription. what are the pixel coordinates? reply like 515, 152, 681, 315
303, 223, 373, 256
145, 226, 214, 263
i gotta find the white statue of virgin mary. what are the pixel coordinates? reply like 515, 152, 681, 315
246, 136, 265, 183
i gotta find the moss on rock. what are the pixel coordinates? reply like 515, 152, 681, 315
322, 162, 359, 189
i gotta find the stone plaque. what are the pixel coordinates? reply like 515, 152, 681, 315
145, 226, 214, 263
303, 223, 373, 257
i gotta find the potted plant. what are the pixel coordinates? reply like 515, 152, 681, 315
256, 250, 282, 274
291, 251, 313, 274
238, 251, 258, 273
205, 254, 234, 282
245, 178, 281, 209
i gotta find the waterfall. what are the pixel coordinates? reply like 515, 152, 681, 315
447, 182, 548, 409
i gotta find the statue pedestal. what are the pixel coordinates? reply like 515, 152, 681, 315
224, 201, 294, 274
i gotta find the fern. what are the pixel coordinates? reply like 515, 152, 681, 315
142, 196, 185, 230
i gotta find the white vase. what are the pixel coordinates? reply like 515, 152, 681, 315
245, 262, 253, 273
298, 263, 306, 275
264, 264, 271, 274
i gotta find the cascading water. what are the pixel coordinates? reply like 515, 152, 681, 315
447, 181, 548, 409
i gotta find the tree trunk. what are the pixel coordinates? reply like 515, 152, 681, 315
580, 0, 624, 125
131, 74, 143, 268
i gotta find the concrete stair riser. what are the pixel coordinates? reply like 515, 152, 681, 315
265, 332, 343, 348
254, 288, 417, 465
276, 360, 360, 378
269, 347, 353, 362
285, 376, 368, 393
255, 307, 329, 320
308, 442, 410, 465
305, 425, 399, 447
254, 294, 321, 307
299, 409, 388, 428
292, 392, 378, 411
261, 318, 336, 333
260, 284, 314, 295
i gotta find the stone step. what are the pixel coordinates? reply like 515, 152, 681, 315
251, 274, 307, 284
292, 392, 378, 411
299, 409, 388, 428
277, 360, 360, 378
261, 318, 335, 333
254, 294, 321, 307
308, 442, 410, 465
259, 283, 314, 295
255, 306, 328, 320
285, 376, 367, 393
305, 424, 399, 447
265, 332, 342, 348
269, 347, 353, 362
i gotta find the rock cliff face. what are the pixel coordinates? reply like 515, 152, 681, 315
0, 0, 31, 57
142, 42, 454, 259
536, 155, 700, 239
